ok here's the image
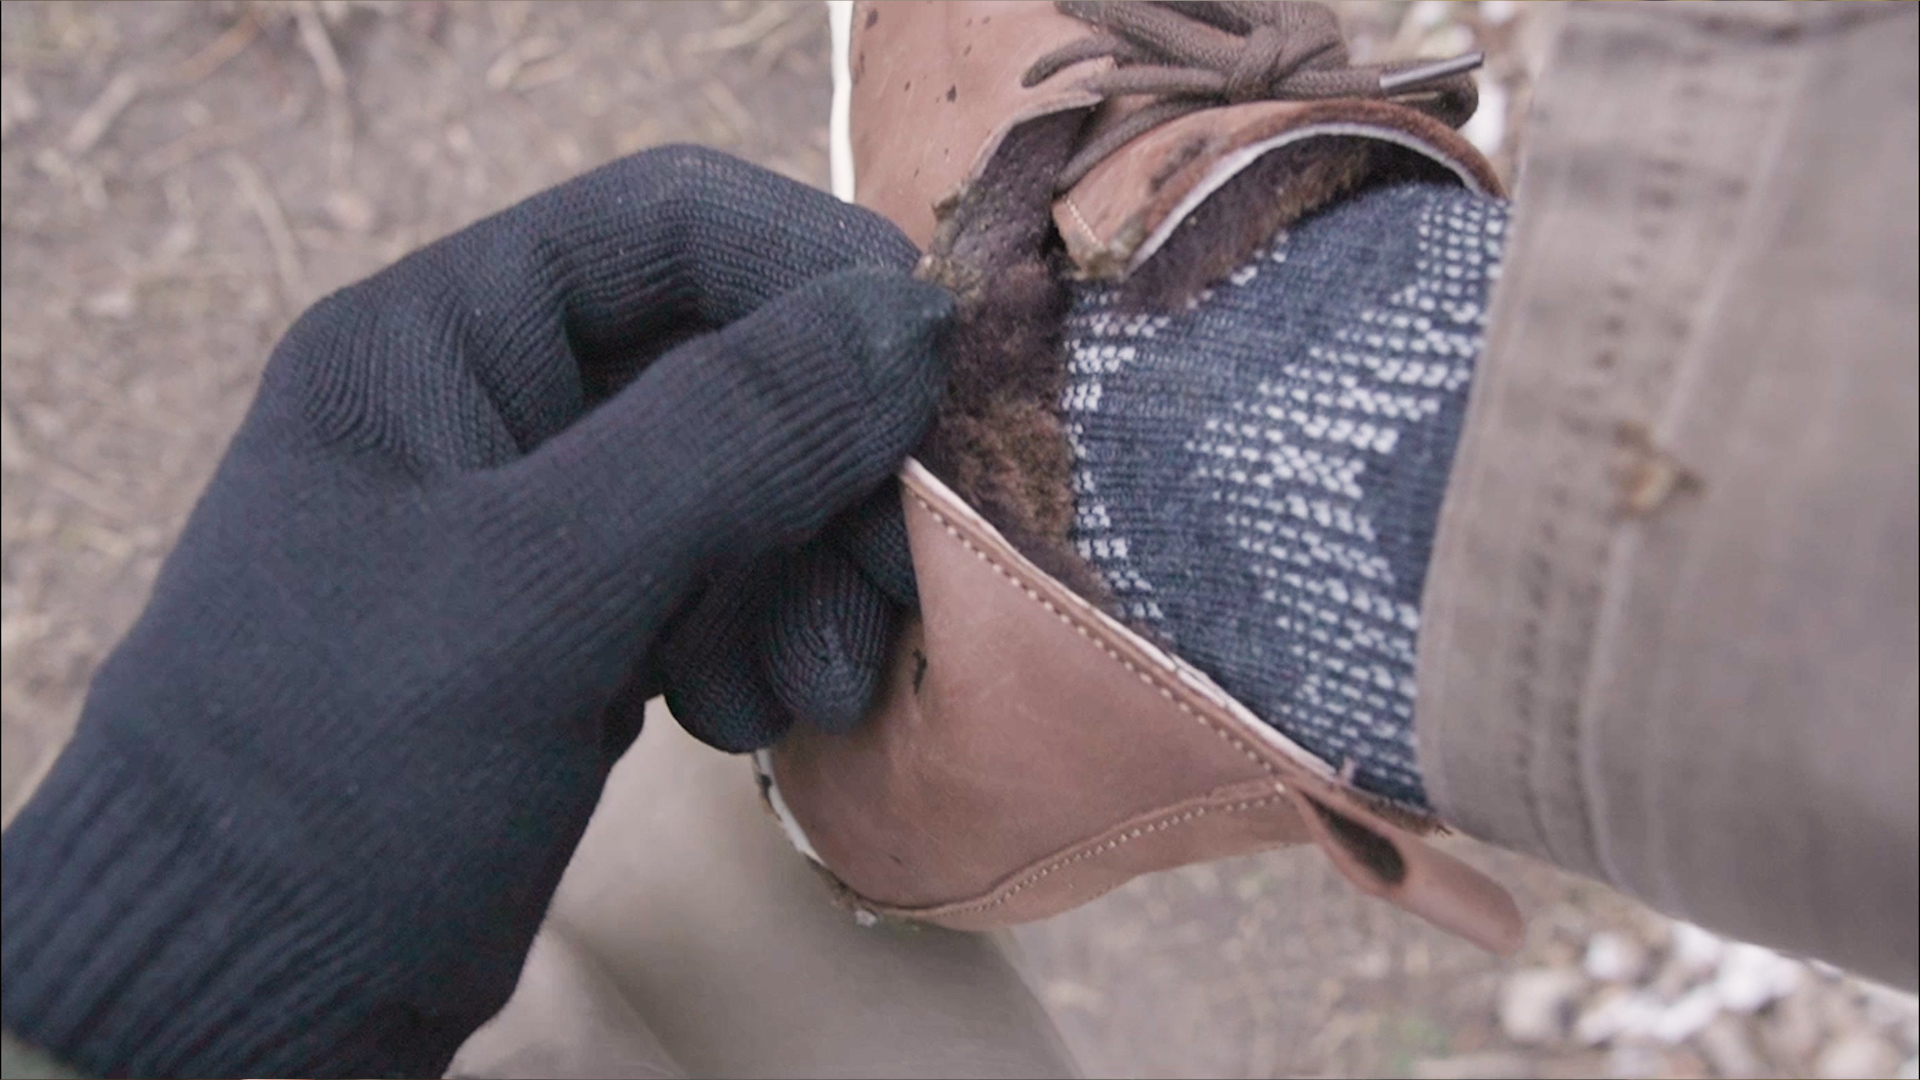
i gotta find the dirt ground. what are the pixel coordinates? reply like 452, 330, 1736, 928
3, 4, 1913, 1079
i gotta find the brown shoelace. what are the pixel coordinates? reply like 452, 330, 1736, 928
1027, 1, 1483, 191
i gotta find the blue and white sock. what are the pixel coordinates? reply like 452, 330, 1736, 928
1061, 181, 1507, 808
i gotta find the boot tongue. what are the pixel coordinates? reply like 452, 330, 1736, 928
1053, 95, 1504, 306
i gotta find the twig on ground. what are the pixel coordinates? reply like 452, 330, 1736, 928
292, 1, 348, 95
63, 69, 143, 157
293, 1, 355, 187
638, 31, 673, 84
683, 3, 800, 55
134, 122, 256, 179
173, 11, 261, 87
700, 79, 755, 145
1, 71, 42, 139
35, 459, 131, 524
750, 8, 822, 77
486, 35, 563, 91
510, 52, 581, 93
224, 154, 307, 313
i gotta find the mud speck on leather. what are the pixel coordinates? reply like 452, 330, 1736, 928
3, 3, 1912, 1077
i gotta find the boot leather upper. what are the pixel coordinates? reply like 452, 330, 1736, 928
760, 0, 1522, 953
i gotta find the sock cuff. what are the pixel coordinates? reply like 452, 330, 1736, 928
1060, 181, 1509, 806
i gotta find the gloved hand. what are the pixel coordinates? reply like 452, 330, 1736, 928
0, 146, 949, 1079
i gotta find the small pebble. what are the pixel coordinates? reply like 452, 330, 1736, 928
1585, 931, 1648, 984
1499, 967, 1585, 1045
1856, 979, 1920, 1036
1716, 941, 1803, 1013
1697, 1015, 1764, 1078
325, 189, 377, 234
1670, 921, 1725, 974
1815, 1032, 1900, 1080
1651, 983, 1723, 1044
1352, 947, 1392, 980
1576, 986, 1665, 1047
1760, 986, 1828, 1064
83, 287, 137, 320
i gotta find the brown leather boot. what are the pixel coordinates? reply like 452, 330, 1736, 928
760, 0, 1522, 953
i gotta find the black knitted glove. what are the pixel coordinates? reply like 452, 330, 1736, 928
0, 146, 950, 1079
658, 474, 923, 748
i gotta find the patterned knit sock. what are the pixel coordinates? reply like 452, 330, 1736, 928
1062, 180, 1507, 808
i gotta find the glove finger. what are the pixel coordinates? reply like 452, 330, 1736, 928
659, 557, 794, 752
761, 544, 897, 735
466, 269, 950, 668
828, 477, 919, 610
291, 146, 923, 455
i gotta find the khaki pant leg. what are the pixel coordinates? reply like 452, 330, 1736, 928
1418, 2, 1918, 988
452, 701, 1080, 1079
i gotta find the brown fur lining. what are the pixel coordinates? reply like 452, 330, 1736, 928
915, 111, 1110, 603
1117, 138, 1462, 310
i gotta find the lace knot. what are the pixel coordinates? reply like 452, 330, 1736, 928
1025, 1, 1483, 192
1225, 24, 1290, 102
